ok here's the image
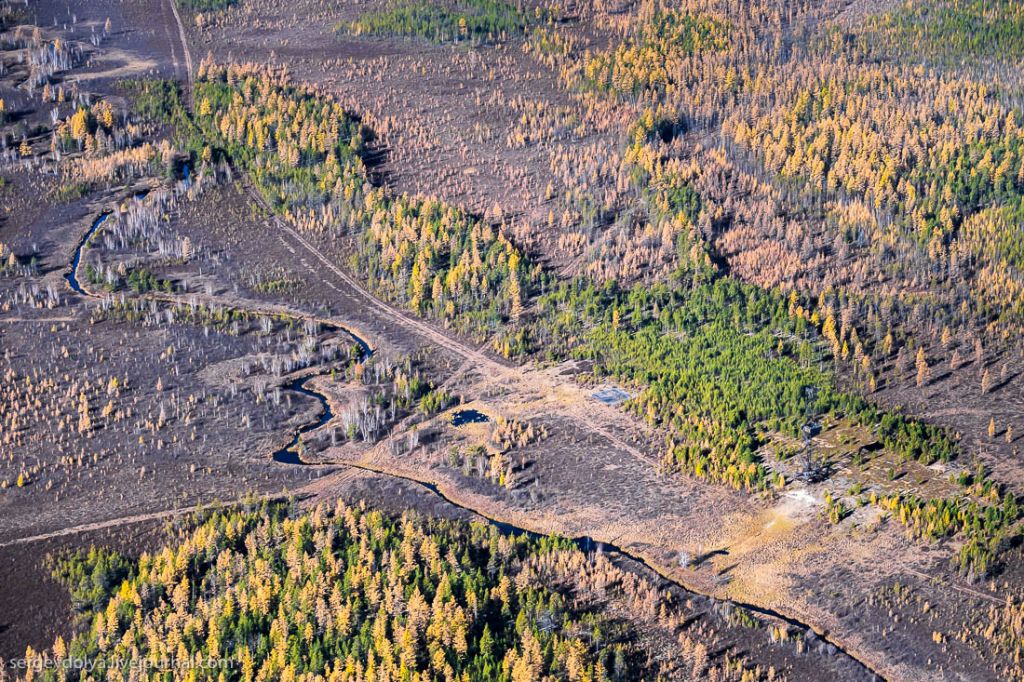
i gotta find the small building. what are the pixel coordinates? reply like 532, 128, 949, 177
802, 421, 822, 438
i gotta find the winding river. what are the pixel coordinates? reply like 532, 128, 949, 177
64, 196, 882, 682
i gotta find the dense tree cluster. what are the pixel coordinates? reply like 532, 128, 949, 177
725, 61, 1024, 268
82, 263, 174, 294
507, 261, 956, 492
23, 501, 766, 681
182, 61, 540, 338
117, 0, 1019, 573
348, 0, 534, 45
192, 61, 368, 225
520, 0, 1024, 346
874, 471, 1021, 579
177, 0, 237, 11
855, 0, 1024, 63
576, 7, 729, 100
500, 6, 1024, 576
956, 202, 1024, 324
356, 195, 539, 337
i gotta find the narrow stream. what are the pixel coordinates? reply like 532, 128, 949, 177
64, 193, 882, 682
66, 175, 181, 295
270, 378, 880, 680
66, 212, 111, 294
271, 376, 339, 465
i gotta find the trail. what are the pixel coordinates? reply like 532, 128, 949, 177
48, 135, 886, 680
235, 171, 659, 468
261, 189, 502, 374
166, 0, 194, 107
0, 501, 232, 548
255, 186, 654, 461
902, 567, 1010, 607
0, 469, 364, 549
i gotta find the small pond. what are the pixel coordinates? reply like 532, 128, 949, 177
451, 409, 489, 426
592, 387, 631, 405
